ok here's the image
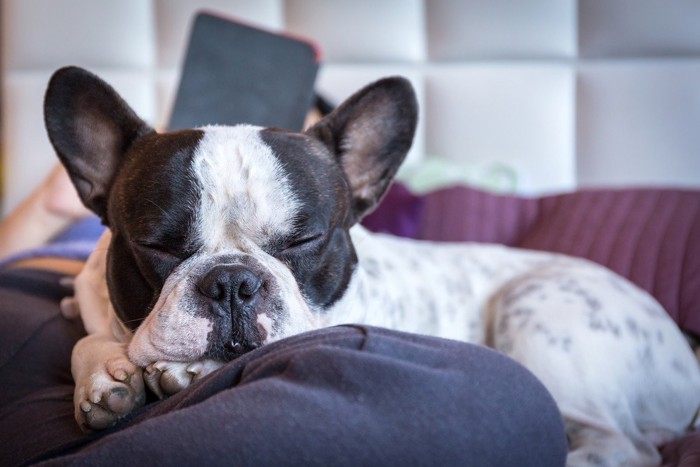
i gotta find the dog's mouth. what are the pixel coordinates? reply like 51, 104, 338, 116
224, 340, 259, 355
208, 309, 270, 361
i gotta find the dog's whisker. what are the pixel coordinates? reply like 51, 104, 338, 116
145, 198, 168, 217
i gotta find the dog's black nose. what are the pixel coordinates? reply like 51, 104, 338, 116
197, 264, 263, 307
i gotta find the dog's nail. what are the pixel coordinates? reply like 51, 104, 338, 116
80, 401, 92, 413
187, 362, 202, 375
59, 297, 80, 319
90, 392, 102, 404
114, 370, 128, 381
59, 276, 75, 287
154, 362, 167, 372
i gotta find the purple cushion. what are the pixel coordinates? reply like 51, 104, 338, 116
364, 184, 540, 245
362, 183, 425, 239
518, 188, 700, 335
660, 432, 700, 466
364, 183, 700, 335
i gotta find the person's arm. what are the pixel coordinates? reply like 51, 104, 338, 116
0, 164, 90, 259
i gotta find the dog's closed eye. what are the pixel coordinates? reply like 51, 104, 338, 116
133, 242, 185, 264
134, 243, 185, 279
282, 232, 325, 254
129, 242, 185, 286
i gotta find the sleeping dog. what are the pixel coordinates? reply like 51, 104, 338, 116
45, 66, 699, 466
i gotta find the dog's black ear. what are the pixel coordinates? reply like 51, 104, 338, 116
44, 66, 153, 223
306, 77, 418, 221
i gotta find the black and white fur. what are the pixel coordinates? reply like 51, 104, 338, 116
45, 66, 700, 466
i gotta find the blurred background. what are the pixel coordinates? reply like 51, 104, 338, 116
1, 0, 699, 216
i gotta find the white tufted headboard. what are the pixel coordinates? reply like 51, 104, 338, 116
2, 0, 700, 215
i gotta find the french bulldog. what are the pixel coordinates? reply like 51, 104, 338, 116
45, 66, 700, 466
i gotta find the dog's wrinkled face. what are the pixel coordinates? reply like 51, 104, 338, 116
44, 66, 417, 366
108, 126, 358, 363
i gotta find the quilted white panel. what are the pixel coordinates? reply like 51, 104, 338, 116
2, 0, 155, 69
284, 0, 425, 62
2, 0, 700, 215
1, 72, 56, 214
425, 64, 576, 194
577, 61, 700, 188
426, 0, 576, 60
579, 0, 700, 58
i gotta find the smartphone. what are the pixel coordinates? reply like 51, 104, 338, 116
168, 11, 320, 132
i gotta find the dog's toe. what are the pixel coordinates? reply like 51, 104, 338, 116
144, 361, 191, 398
103, 385, 135, 413
105, 355, 141, 383
80, 399, 119, 431
144, 360, 224, 399
59, 296, 80, 319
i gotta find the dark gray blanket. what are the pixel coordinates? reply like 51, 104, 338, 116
0, 268, 566, 466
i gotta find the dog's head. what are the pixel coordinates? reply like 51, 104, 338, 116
44, 66, 417, 365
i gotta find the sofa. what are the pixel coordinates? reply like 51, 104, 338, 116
1, 182, 699, 466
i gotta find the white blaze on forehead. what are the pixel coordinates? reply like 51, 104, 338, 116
193, 125, 300, 251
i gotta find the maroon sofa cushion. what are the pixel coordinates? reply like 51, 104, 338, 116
363, 183, 700, 336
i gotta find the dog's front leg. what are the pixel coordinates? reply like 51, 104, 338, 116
64, 231, 146, 431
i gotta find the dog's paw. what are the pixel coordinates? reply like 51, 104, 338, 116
144, 360, 223, 399
74, 355, 145, 431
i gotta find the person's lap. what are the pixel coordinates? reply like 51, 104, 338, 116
0, 267, 567, 466
0, 268, 86, 463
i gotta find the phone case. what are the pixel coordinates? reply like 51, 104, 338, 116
168, 12, 320, 132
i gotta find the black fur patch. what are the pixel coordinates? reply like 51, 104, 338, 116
107, 129, 205, 329
260, 128, 357, 310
